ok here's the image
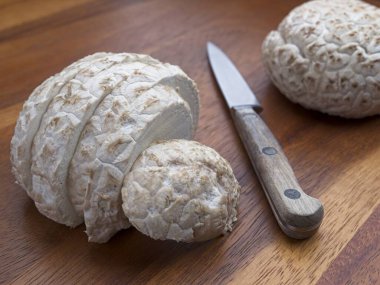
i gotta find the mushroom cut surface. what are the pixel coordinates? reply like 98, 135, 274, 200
262, 0, 380, 118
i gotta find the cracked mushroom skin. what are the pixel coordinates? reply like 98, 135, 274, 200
122, 140, 241, 242
262, 0, 380, 118
11, 52, 200, 243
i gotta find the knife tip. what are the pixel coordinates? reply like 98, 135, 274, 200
207, 41, 216, 51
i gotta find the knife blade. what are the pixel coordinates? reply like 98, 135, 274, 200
207, 42, 324, 239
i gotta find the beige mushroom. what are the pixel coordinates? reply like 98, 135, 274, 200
122, 140, 241, 242
11, 52, 241, 243
262, 0, 380, 118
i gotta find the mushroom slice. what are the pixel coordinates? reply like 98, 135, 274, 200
81, 86, 193, 242
156, 73, 199, 131
125, 62, 199, 129
262, 0, 380, 118
10, 52, 110, 192
122, 140, 241, 242
30, 60, 140, 227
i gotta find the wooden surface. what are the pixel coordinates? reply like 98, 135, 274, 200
1, 0, 379, 284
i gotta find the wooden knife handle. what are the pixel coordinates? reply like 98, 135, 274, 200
231, 106, 324, 239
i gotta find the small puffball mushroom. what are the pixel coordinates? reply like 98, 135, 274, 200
262, 0, 380, 118
122, 140, 241, 242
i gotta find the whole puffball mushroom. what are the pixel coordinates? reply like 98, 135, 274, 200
262, 0, 380, 118
11, 52, 200, 243
122, 140, 241, 242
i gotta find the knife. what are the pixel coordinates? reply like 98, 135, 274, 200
207, 42, 324, 239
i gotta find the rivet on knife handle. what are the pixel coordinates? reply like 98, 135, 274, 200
231, 106, 324, 239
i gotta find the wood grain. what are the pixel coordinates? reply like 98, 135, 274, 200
1, 0, 379, 284
231, 106, 323, 239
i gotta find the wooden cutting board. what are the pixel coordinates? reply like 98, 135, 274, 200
1, 0, 379, 284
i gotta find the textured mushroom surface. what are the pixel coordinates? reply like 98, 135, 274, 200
262, 0, 380, 118
77, 86, 193, 242
11, 52, 199, 242
10, 52, 109, 193
122, 140, 241, 242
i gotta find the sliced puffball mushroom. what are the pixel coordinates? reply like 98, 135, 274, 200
11, 52, 200, 241
122, 140, 241, 242
262, 0, 380, 118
